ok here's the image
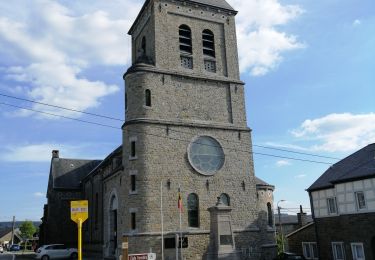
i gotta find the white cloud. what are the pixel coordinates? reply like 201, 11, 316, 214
353, 19, 361, 26
0, 0, 304, 119
0, 143, 107, 162
292, 113, 375, 152
294, 174, 306, 179
228, 0, 305, 76
0, 0, 135, 118
33, 192, 45, 197
276, 160, 291, 167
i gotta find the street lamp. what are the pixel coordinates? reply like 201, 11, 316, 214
277, 200, 286, 252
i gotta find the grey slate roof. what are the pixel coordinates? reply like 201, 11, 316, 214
188, 0, 235, 11
51, 158, 102, 189
129, 0, 236, 35
274, 214, 313, 225
307, 143, 375, 192
82, 145, 122, 181
255, 176, 275, 189
255, 177, 271, 186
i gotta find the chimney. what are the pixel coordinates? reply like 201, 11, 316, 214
297, 205, 307, 227
52, 150, 59, 158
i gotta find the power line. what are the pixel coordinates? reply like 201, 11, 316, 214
0, 92, 339, 163
0, 93, 123, 121
0, 102, 120, 130
253, 144, 340, 160
0, 101, 335, 165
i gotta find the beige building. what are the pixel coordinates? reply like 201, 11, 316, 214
41, 0, 276, 259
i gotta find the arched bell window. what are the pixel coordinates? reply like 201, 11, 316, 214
179, 25, 193, 69
145, 89, 151, 107
188, 193, 199, 227
202, 29, 216, 72
202, 29, 215, 57
179, 25, 192, 54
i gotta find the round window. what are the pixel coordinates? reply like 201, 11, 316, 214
188, 136, 225, 175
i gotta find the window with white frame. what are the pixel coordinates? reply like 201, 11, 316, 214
351, 243, 365, 260
332, 242, 345, 260
302, 242, 318, 260
327, 197, 338, 214
355, 191, 366, 210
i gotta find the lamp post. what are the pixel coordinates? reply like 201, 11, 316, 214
277, 200, 286, 252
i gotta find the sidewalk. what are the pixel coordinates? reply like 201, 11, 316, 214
14, 252, 103, 260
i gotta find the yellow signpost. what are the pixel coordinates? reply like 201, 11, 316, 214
71, 200, 89, 260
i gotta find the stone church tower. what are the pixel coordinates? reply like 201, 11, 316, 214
116, 0, 276, 259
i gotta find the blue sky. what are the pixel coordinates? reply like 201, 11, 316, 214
0, 0, 374, 221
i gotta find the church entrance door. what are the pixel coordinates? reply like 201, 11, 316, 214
110, 209, 118, 255
108, 194, 118, 257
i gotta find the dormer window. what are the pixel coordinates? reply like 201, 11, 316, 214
179, 25, 193, 69
202, 29, 216, 73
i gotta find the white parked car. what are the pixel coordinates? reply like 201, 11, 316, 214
35, 244, 78, 260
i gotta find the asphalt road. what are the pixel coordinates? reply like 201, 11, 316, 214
0, 252, 15, 260
0, 252, 35, 260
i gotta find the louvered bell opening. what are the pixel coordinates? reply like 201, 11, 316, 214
179, 26, 192, 54
202, 30, 215, 58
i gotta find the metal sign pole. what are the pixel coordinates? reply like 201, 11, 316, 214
78, 218, 82, 260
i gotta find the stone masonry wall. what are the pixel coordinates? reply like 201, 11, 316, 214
154, 0, 240, 79
315, 213, 375, 260
125, 71, 247, 127
287, 224, 316, 256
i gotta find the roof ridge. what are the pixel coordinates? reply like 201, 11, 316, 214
333, 157, 375, 182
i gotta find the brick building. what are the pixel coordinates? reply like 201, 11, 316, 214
41, 0, 278, 259
307, 143, 375, 260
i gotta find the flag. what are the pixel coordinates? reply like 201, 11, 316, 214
178, 189, 183, 212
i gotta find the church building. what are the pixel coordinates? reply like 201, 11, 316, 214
40, 0, 276, 259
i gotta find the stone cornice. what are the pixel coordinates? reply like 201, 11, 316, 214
123, 63, 244, 85
122, 118, 251, 132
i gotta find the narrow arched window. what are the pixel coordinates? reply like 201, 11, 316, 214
125, 92, 128, 110
220, 193, 230, 206
188, 193, 199, 227
202, 29, 215, 57
141, 36, 146, 55
267, 202, 273, 226
145, 89, 151, 107
179, 25, 193, 69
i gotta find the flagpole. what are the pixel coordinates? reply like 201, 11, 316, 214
179, 184, 183, 260
160, 181, 164, 260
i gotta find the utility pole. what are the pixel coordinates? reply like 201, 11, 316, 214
11, 216, 15, 245
277, 200, 285, 252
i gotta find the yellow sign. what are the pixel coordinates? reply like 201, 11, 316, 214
71, 200, 89, 223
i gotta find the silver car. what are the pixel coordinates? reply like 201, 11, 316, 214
35, 244, 78, 260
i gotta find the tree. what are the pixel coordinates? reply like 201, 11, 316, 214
276, 233, 286, 254
19, 221, 36, 239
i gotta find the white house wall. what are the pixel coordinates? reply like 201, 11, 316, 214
312, 177, 375, 218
